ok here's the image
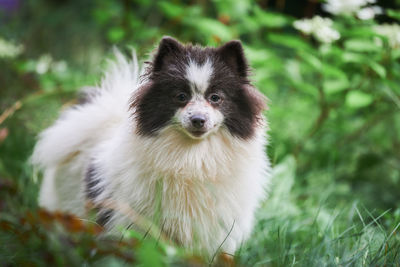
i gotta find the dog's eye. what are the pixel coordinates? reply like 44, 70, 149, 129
175, 93, 188, 103
209, 94, 221, 104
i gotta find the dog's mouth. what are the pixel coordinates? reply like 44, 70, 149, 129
180, 127, 209, 139
188, 130, 207, 137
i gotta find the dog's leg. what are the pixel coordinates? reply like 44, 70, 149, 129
38, 167, 59, 211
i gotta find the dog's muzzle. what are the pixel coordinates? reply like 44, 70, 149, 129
190, 114, 206, 129
186, 113, 208, 137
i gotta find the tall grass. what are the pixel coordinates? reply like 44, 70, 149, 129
238, 157, 400, 266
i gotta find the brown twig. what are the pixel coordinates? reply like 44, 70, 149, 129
0, 101, 22, 125
276, 0, 286, 10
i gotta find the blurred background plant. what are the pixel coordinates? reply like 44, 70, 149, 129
1, 0, 400, 266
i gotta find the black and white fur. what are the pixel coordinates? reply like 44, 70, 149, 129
32, 37, 271, 256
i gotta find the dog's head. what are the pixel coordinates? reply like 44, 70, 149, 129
131, 37, 266, 140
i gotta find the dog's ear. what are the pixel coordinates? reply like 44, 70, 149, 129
217, 40, 248, 77
153, 36, 184, 72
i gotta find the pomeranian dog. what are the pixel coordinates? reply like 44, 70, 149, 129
32, 37, 271, 256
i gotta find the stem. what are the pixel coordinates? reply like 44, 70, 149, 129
294, 84, 330, 156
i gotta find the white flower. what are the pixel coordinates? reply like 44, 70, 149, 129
323, 0, 382, 18
357, 6, 383, 20
315, 25, 340, 43
164, 245, 177, 256
293, 16, 340, 44
323, 0, 368, 15
357, 7, 375, 20
52, 60, 67, 73
0, 37, 23, 58
374, 24, 400, 49
293, 20, 313, 34
35, 55, 68, 74
36, 54, 53, 74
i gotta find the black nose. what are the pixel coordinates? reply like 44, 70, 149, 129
190, 115, 206, 129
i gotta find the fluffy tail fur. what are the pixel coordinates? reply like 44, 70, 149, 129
31, 50, 140, 169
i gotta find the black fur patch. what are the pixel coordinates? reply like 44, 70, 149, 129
96, 209, 113, 226
131, 80, 191, 135
217, 40, 249, 77
131, 37, 266, 139
85, 164, 103, 200
85, 164, 114, 226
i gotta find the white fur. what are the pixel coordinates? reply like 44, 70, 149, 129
185, 59, 213, 93
32, 50, 271, 258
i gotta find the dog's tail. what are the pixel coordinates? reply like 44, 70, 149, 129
31, 49, 141, 169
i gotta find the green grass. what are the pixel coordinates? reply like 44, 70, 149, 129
237, 157, 400, 266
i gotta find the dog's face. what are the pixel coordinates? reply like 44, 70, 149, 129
132, 37, 266, 140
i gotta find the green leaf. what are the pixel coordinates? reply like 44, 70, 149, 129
387, 9, 400, 21
341, 52, 366, 64
323, 80, 350, 94
268, 33, 311, 51
342, 27, 377, 38
369, 62, 386, 78
136, 241, 164, 267
392, 49, 400, 60
383, 80, 400, 94
40, 75, 57, 92
322, 65, 350, 94
214, 0, 251, 20
92, 9, 112, 25
346, 91, 373, 108
158, 1, 184, 18
254, 6, 290, 28
238, 16, 261, 33
293, 81, 319, 97
107, 27, 125, 43
245, 47, 272, 65
193, 18, 232, 41
344, 39, 380, 53
299, 51, 322, 69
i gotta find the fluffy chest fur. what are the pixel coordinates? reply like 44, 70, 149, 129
91, 123, 269, 255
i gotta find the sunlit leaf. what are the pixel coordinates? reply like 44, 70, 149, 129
299, 50, 322, 69
342, 27, 377, 38
158, 1, 184, 19
322, 65, 350, 94
254, 6, 291, 28
107, 27, 125, 43
341, 52, 366, 63
137, 241, 164, 267
369, 62, 386, 78
346, 90, 373, 108
344, 39, 380, 53
386, 9, 400, 21
323, 79, 349, 94
245, 47, 272, 65
392, 49, 400, 60
268, 33, 311, 50
238, 16, 261, 33
193, 18, 233, 41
